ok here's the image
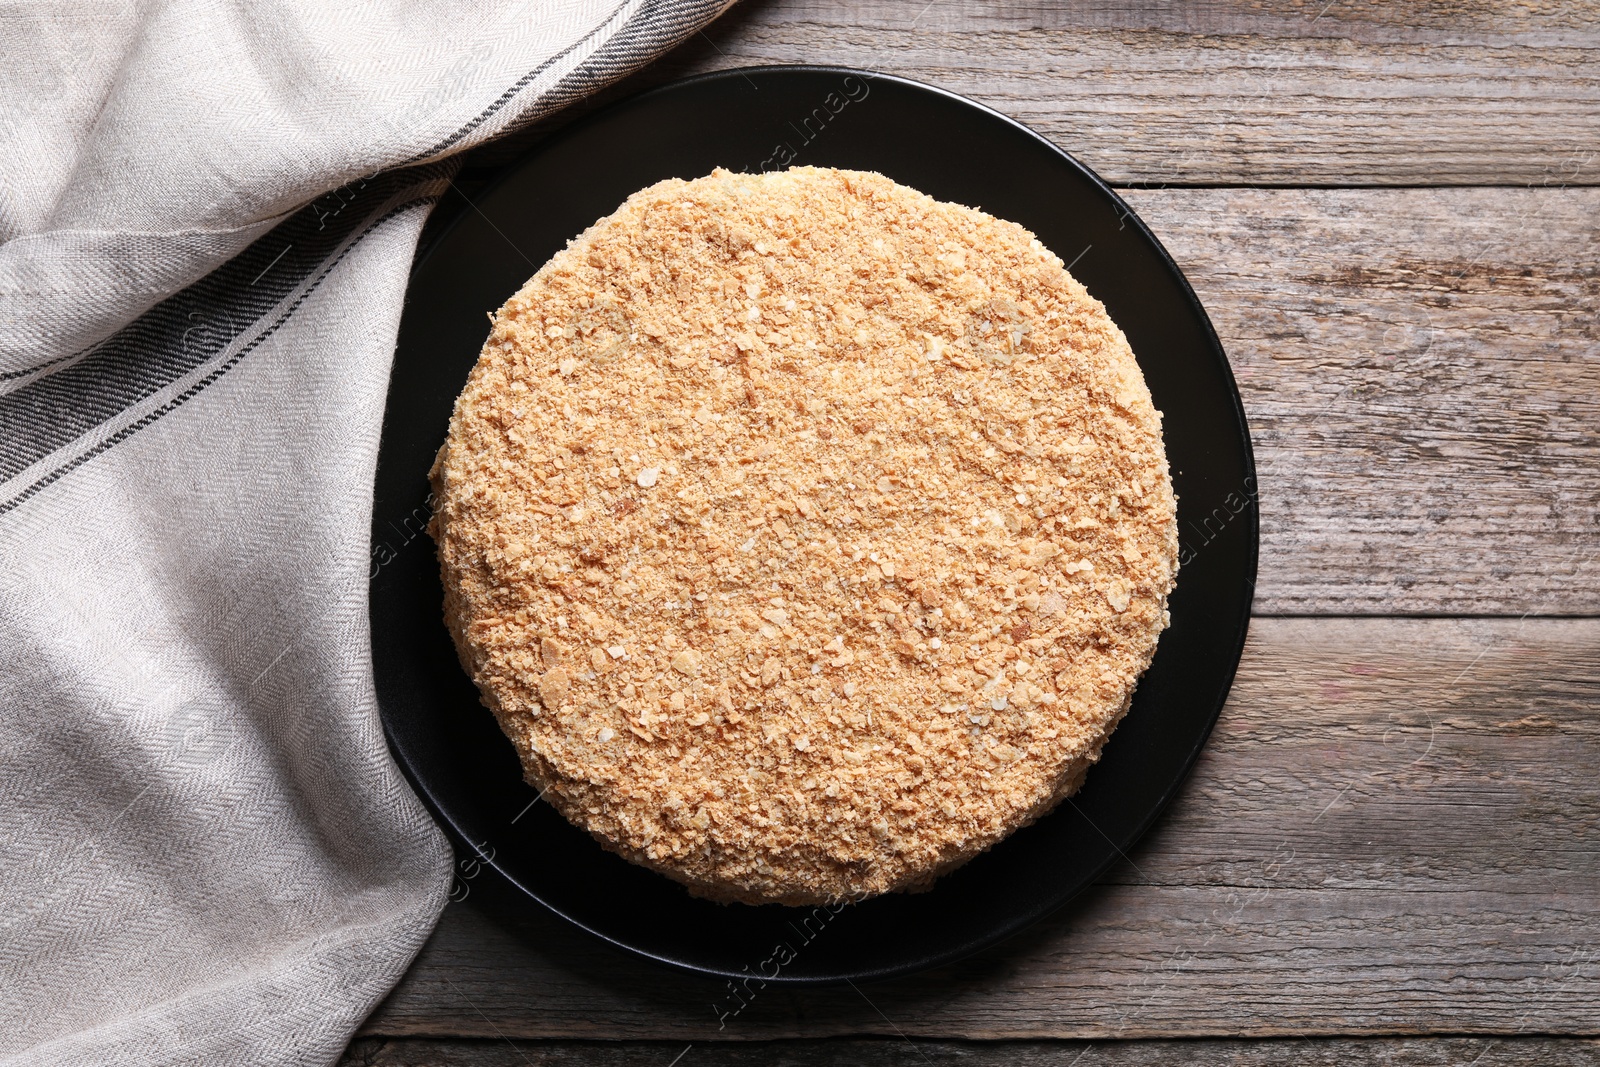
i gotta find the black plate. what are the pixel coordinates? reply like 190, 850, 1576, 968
371, 65, 1256, 983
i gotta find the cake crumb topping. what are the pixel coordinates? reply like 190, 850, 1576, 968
431, 167, 1177, 905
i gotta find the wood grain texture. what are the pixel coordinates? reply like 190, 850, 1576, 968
363, 617, 1600, 1041
340, 1036, 1600, 1066
1124, 186, 1600, 615
421, 181, 1600, 616
377, 3, 1600, 1056
619, 0, 1600, 186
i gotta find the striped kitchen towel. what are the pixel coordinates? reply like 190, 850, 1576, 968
0, 2, 731, 1063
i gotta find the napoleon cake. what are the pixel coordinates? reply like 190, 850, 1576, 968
429, 166, 1178, 906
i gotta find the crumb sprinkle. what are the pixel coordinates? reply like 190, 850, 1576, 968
430, 166, 1177, 906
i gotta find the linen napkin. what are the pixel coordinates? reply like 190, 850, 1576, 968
0, 1, 730, 1062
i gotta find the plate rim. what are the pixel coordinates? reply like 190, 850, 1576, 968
379, 62, 1258, 984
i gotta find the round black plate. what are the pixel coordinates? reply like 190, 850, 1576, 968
371, 66, 1256, 983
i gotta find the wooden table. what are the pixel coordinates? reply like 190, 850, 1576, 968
344, 2, 1600, 1062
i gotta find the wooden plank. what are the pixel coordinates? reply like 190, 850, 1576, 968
341, 1035, 1600, 1066
594, 0, 1600, 187
363, 617, 1600, 1040
1124, 186, 1600, 615
421, 183, 1600, 616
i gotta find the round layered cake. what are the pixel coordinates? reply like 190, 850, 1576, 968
429, 166, 1178, 905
